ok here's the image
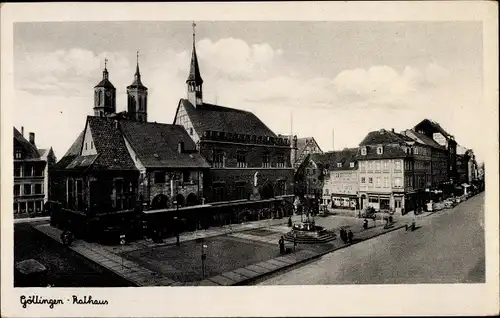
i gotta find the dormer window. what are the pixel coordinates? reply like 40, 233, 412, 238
350, 162, 355, 168
337, 163, 342, 168
361, 147, 367, 156
15, 150, 22, 159
377, 146, 383, 155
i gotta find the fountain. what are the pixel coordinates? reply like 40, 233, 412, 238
283, 214, 336, 244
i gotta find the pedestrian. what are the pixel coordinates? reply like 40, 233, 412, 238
363, 219, 368, 230
288, 216, 292, 227
340, 228, 346, 243
279, 236, 285, 254
348, 230, 353, 243
293, 234, 297, 252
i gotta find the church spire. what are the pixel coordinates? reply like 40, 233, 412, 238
129, 50, 145, 88
186, 21, 203, 85
186, 22, 203, 106
135, 50, 141, 77
103, 57, 109, 80
127, 50, 148, 122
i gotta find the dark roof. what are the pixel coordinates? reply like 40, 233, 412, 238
310, 148, 358, 170
359, 129, 413, 146
297, 137, 322, 153
87, 116, 137, 171
54, 130, 85, 170
414, 119, 452, 139
66, 154, 99, 170
119, 120, 210, 168
357, 144, 409, 160
127, 64, 147, 89
178, 99, 277, 137
401, 129, 446, 150
186, 44, 203, 84
13, 127, 41, 159
94, 78, 115, 89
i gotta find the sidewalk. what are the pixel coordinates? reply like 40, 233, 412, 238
34, 214, 406, 287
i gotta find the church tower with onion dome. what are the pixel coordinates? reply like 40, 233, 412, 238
93, 58, 116, 117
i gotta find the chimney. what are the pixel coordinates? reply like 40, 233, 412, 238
178, 141, 184, 154
21, 126, 24, 137
29, 132, 35, 145
391, 128, 395, 133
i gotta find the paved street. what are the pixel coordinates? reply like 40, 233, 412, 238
258, 192, 485, 285
14, 222, 132, 287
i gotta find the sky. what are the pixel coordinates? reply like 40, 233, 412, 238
13, 21, 485, 161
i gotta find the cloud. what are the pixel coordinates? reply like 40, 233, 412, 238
196, 38, 283, 80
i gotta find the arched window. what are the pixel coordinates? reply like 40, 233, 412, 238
98, 90, 102, 105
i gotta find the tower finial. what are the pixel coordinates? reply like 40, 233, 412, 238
104, 57, 108, 70
192, 21, 196, 40
136, 50, 139, 65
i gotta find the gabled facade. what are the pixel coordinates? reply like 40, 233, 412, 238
173, 27, 294, 205
13, 127, 56, 217
292, 137, 323, 169
357, 128, 430, 215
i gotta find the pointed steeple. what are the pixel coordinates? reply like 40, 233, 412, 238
130, 50, 145, 88
103, 57, 109, 80
186, 22, 203, 85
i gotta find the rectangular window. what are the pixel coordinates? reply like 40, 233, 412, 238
376, 177, 381, 187
237, 152, 247, 168
235, 182, 247, 200
376, 162, 381, 171
262, 153, 270, 168
14, 164, 21, 177
155, 172, 166, 184
394, 177, 401, 188
67, 179, 74, 208
34, 166, 44, 176
350, 162, 355, 168
384, 176, 389, 188
24, 184, 32, 195
368, 177, 373, 184
14, 202, 18, 213
115, 179, 124, 210
394, 160, 401, 171
15, 150, 22, 159
14, 185, 21, 196
183, 171, 191, 183
27, 201, 34, 213
34, 184, 42, 194
276, 153, 285, 168
213, 151, 225, 168
76, 180, 83, 210
213, 184, 224, 202
24, 165, 33, 177
383, 161, 389, 170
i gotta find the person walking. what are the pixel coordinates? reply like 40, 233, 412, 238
279, 236, 285, 254
347, 229, 353, 244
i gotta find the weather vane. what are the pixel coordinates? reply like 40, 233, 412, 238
104, 57, 108, 69
192, 21, 196, 38
136, 50, 139, 64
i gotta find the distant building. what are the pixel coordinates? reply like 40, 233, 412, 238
413, 119, 458, 183
291, 137, 323, 169
320, 148, 359, 210
13, 127, 56, 217
357, 128, 430, 215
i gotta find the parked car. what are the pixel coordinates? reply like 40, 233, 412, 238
443, 199, 456, 209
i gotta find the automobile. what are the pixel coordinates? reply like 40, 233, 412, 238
443, 199, 456, 209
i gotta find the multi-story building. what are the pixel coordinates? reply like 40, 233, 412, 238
401, 129, 448, 189
290, 137, 323, 169
357, 128, 430, 215
173, 28, 295, 210
13, 127, 56, 217
51, 58, 210, 239
413, 119, 458, 183
321, 148, 359, 210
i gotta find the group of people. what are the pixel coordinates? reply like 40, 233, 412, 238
339, 228, 353, 244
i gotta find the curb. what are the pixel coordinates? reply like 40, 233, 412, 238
234, 224, 406, 286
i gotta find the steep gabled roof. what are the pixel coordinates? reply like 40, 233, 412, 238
119, 120, 210, 169
414, 119, 452, 139
86, 116, 137, 171
401, 129, 446, 150
359, 129, 414, 146
13, 127, 41, 159
357, 144, 409, 160
310, 148, 358, 171
178, 99, 277, 137
54, 130, 85, 170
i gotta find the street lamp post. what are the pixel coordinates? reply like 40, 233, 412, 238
196, 237, 207, 280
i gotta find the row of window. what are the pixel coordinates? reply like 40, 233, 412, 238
359, 160, 402, 171
212, 151, 286, 168
154, 171, 192, 184
14, 183, 43, 196
14, 164, 44, 177
361, 176, 402, 188
360, 145, 431, 157
14, 201, 44, 214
